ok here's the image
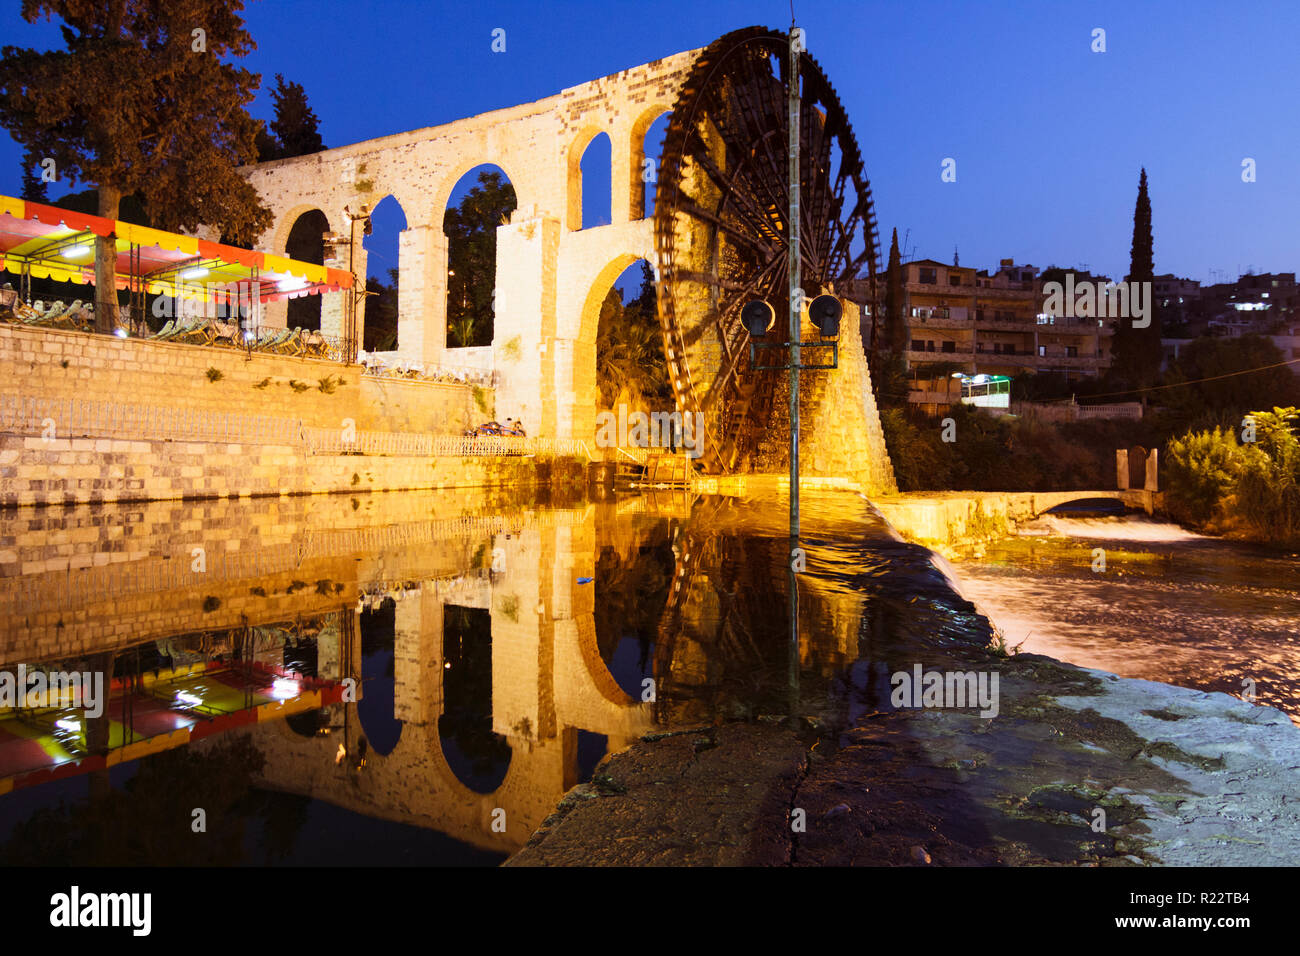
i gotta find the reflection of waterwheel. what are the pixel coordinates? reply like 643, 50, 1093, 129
655, 25, 881, 474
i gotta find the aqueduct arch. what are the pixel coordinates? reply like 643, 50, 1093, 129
244, 49, 693, 444
242, 34, 894, 492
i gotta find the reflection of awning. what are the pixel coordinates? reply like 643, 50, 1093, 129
0, 194, 353, 303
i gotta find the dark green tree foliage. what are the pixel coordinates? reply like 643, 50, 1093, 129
0, 0, 272, 331
257, 73, 324, 161
0, 737, 271, 866
19, 144, 46, 200
595, 261, 670, 410
884, 227, 907, 356
364, 267, 399, 352
1162, 335, 1300, 427
1113, 168, 1160, 384
445, 170, 516, 347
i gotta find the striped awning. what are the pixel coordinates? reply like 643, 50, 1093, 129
0, 195, 353, 303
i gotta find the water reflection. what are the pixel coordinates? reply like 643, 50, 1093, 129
0, 488, 993, 864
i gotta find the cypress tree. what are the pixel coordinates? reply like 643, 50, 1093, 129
268, 74, 325, 159
1115, 168, 1160, 384
884, 228, 907, 356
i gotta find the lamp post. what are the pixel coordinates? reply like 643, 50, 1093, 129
340, 204, 372, 364
742, 23, 846, 714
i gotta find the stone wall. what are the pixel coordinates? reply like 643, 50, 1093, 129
0, 431, 583, 508
758, 304, 897, 495
0, 323, 480, 436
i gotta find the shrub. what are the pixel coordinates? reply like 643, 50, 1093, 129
1163, 426, 1242, 526
1234, 408, 1300, 545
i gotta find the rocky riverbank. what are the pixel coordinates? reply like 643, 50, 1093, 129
508, 649, 1300, 866
506, 489, 1299, 867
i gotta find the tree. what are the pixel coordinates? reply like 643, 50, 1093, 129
884, 228, 907, 356
0, 1, 272, 332
595, 284, 669, 411
363, 267, 398, 352
1113, 168, 1159, 385
445, 170, 516, 347
19, 145, 46, 201
257, 73, 324, 161
1162, 335, 1300, 424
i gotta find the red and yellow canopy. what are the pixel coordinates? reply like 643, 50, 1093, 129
0, 194, 353, 303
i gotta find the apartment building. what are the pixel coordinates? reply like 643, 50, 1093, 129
854, 257, 1114, 382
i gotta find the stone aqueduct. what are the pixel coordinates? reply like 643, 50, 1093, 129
246, 49, 698, 446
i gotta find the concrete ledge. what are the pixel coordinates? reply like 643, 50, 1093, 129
870, 490, 1164, 552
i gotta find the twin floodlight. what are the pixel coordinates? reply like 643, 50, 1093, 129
742, 294, 842, 340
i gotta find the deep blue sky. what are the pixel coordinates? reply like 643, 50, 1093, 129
2, 0, 1297, 284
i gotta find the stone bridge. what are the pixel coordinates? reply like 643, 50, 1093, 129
871, 489, 1164, 550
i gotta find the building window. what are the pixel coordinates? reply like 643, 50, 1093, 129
910, 339, 924, 352
919, 267, 937, 285
942, 341, 955, 353
949, 273, 962, 286
1038, 345, 1047, 357
1066, 345, 1078, 357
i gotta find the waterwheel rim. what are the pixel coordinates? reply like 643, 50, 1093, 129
654, 25, 881, 474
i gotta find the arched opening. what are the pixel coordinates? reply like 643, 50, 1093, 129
284, 209, 329, 331
445, 164, 516, 349
438, 604, 511, 794
357, 597, 402, 757
579, 132, 612, 229
592, 526, 675, 699
593, 258, 671, 443
632, 109, 671, 221
362, 195, 407, 352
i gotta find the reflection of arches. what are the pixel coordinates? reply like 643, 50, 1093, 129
358, 601, 403, 756
573, 614, 638, 707
629, 106, 672, 221
438, 605, 511, 793
284, 209, 329, 330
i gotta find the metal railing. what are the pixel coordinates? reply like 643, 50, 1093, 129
359, 359, 498, 388
301, 426, 587, 459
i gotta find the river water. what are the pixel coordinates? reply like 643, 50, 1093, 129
3, 489, 1292, 866
0, 487, 990, 866
947, 512, 1300, 722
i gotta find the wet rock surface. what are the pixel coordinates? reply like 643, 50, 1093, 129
508, 651, 1300, 866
